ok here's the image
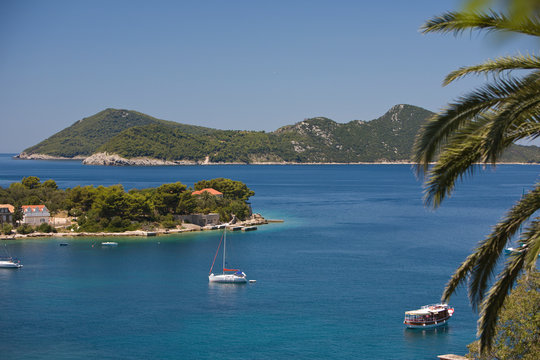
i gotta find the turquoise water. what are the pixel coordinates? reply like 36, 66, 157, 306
0, 154, 538, 359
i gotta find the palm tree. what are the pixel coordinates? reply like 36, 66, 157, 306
413, 10, 540, 353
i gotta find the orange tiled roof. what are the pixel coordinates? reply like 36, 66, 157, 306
22, 205, 47, 212
192, 188, 223, 196
0, 204, 15, 213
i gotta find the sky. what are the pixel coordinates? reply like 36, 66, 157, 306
0, 0, 538, 152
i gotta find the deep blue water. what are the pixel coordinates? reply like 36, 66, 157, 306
0, 154, 538, 359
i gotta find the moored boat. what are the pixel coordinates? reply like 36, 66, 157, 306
241, 226, 257, 231
0, 257, 23, 268
209, 229, 248, 284
404, 303, 454, 329
101, 242, 118, 247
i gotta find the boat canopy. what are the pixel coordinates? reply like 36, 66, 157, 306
405, 309, 431, 315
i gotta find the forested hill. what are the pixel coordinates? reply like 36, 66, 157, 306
18, 105, 540, 164
19, 108, 215, 158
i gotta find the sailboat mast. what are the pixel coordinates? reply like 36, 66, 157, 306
222, 229, 226, 274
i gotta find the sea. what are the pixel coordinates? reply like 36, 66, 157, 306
0, 153, 537, 359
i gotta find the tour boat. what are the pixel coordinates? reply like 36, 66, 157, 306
404, 303, 454, 329
209, 229, 247, 284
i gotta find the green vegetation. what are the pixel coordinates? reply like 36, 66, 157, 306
1, 223, 12, 235
21, 108, 215, 158
20, 105, 540, 163
466, 271, 540, 360
414, 4, 540, 354
0, 177, 254, 233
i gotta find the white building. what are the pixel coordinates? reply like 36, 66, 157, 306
22, 205, 51, 226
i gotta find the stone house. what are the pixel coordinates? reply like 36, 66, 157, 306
0, 204, 15, 224
21, 205, 51, 226
175, 213, 220, 226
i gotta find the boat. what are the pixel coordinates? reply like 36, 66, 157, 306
0, 257, 23, 268
0, 243, 22, 268
404, 303, 454, 329
241, 226, 257, 231
504, 244, 540, 257
59, 243, 69, 246
505, 244, 525, 255
208, 229, 247, 283
101, 242, 118, 247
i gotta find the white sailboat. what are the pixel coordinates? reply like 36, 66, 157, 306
209, 229, 247, 283
0, 242, 22, 268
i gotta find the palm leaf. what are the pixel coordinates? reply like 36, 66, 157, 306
477, 244, 526, 352
442, 184, 540, 306
444, 54, 540, 85
468, 186, 540, 308
421, 11, 540, 37
413, 78, 525, 174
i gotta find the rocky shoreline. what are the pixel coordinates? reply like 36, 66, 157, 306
16, 152, 86, 160
0, 217, 272, 240
14, 152, 540, 166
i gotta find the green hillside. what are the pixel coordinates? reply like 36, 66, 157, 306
21, 108, 214, 157
19, 105, 540, 163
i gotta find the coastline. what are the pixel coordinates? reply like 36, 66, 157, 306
13, 152, 540, 166
0, 217, 273, 240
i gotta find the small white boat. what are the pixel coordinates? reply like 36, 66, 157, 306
0, 257, 23, 268
209, 229, 248, 284
504, 244, 539, 256
404, 303, 454, 329
101, 242, 118, 247
1, 243, 22, 268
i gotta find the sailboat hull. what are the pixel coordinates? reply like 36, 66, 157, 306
0, 260, 23, 268
209, 273, 248, 283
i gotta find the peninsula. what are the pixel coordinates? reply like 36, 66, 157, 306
0, 177, 264, 238
18, 104, 540, 165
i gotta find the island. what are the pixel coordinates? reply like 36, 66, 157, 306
17, 105, 540, 165
0, 177, 268, 239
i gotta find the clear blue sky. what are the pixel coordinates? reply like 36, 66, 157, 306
0, 0, 536, 152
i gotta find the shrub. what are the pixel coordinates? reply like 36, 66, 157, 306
17, 224, 34, 234
37, 223, 57, 233
1, 224, 13, 235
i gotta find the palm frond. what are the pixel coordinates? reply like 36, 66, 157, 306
477, 246, 526, 352
483, 75, 540, 162
444, 53, 540, 85
421, 11, 540, 37
522, 219, 540, 273
423, 120, 490, 207
468, 185, 540, 308
442, 184, 540, 306
413, 78, 526, 174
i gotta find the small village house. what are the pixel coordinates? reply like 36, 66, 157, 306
21, 205, 51, 226
175, 213, 220, 227
0, 204, 15, 224
191, 188, 223, 199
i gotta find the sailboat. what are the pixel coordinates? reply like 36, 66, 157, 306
0, 242, 23, 268
209, 228, 247, 283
